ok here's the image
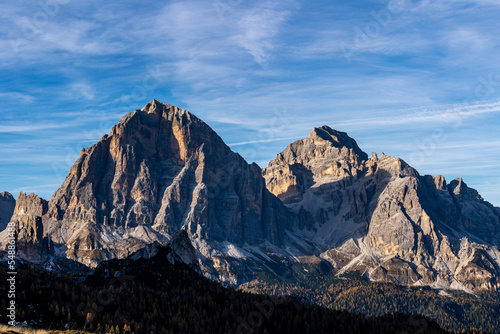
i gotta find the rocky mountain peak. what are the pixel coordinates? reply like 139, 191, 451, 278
0, 191, 14, 201
264, 125, 500, 292
13, 192, 48, 218
41, 100, 290, 272
434, 175, 447, 190
2, 101, 498, 293
0, 191, 16, 231
139, 99, 191, 120
141, 99, 170, 114
449, 177, 467, 194
308, 126, 368, 161
448, 177, 483, 201
264, 127, 370, 203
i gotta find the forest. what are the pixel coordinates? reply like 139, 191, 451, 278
0, 246, 462, 334
241, 260, 500, 333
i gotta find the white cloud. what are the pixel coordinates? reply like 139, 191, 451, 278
0, 123, 62, 133
0, 92, 34, 103
232, 5, 291, 64
330, 100, 500, 129
66, 82, 95, 100
0, 0, 499, 206
228, 136, 299, 147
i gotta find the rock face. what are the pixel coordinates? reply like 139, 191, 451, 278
0, 192, 15, 231
167, 230, 198, 269
43, 100, 291, 279
0, 192, 52, 262
263, 126, 500, 292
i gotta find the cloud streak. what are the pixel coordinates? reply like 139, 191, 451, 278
0, 0, 499, 206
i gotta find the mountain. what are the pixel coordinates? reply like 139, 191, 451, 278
263, 125, 500, 292
1, 101, 499, 294
0, 236, 449, 334
0, 192, 15, 231
41, 100, 291, 282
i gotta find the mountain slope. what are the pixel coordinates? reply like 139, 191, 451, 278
263, 126, 500, 292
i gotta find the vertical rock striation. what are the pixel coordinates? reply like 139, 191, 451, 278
0, 192, 52, 262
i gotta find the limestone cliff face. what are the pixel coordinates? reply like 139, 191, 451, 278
0, 192, 52, 262
12, 192, 48, 218
263, 127, 500, 292
44, 100, 290, 272
0, 192, 15, 231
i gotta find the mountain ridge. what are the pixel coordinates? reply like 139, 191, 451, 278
263, 124, 500, 292
1, 100, 499, 293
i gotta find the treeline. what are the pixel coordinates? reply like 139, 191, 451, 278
0, 250, 452, 334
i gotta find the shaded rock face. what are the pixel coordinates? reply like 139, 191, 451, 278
14, 216, 52, 262
167, 230, 198, 269
264, 128, 500, 292
0, 192, 15, 231
44, 100, 290, 272
123, 230, 200, 272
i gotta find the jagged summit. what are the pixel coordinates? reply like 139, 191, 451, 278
0, 191, 15, 231
142, 99, 170, 113
308, 126, 368, 161
0, 192, 51, 263
0, 191, 14, 200
140, 99, 189, 117
264, 126, 368, 204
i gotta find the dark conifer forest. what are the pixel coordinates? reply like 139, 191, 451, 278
0, 247, 457, 334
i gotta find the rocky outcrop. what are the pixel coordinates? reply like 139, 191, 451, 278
12, 192, 48, 218
0, 192, 15, 231
43, 100, 291, 277
263, 127, 500, 292
0, 192, 52, 263
167, 230, 198, 269
122, 230, 199, 272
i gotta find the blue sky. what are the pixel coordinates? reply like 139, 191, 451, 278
1, 0, 500, 206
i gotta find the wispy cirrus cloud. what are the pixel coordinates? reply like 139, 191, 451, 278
65, 82, 96, 100
0, 92, 34, 103
0, 0, 499, 206
232, 4, 293, 65
0, 123, 64, 133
